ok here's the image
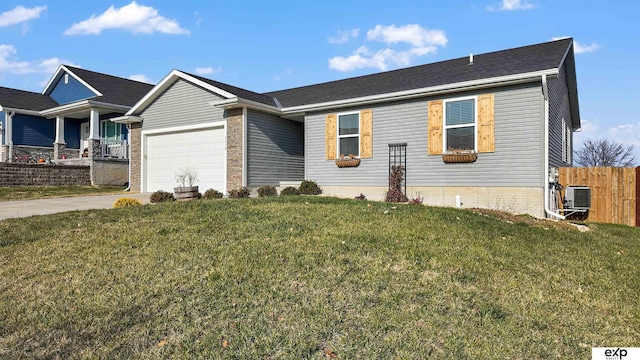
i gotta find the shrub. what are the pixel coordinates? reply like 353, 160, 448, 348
257, 185, 278, 197
229, 187, 251, 199
409, 197, 424, 204
203, 189, 224, 199
113, 197, 143, 208
150, 190, 175, 203
299, 180, 322, 195
280, 186, 300, 196
354, 193, 367, 201
385, 166, 408, 203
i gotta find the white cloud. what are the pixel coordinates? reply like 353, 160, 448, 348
487, 0, 534, 11
574, 119, 640, 161
552, 36, 599, 54
328, 28, 360, 44
128, 74, 152, 83
0, 5, 46, 27
64, 1, 189, 35
329, 24, 446, 72
194, 66, 221, 75
0, 44, 75, 74
329, 45, 439, 72
366, 24, 447, 47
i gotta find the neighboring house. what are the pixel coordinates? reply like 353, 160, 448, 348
117, 38, 578, 218
0, 65, 153, 171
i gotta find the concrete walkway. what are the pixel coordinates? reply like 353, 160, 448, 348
0, 193, 150, 221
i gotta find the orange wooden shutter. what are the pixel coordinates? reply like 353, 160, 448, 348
326, 114, 337, 160
477, 94, 495, 153
428, 100, 443, 155
360, 109, 373, 158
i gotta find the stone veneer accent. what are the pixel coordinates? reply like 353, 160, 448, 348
1, 145, 8, 162
12, 145, 77, 163
88, 139, 101, 159
226, 108, 244, 192
53, 143, 66, 160
129, 123, 142, 192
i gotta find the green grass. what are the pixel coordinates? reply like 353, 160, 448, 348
0, 186, 128, 201
0, 197, 638, 358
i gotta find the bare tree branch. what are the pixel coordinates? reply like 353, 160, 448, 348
574, 138, 637, 167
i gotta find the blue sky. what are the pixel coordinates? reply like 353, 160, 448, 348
1, 0, 639, 157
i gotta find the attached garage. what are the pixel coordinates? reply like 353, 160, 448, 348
142, 123, 226, 193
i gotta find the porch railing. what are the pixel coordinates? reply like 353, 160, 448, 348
100, 139, 128, 159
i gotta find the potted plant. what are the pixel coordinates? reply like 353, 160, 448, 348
174, 168, 199, 201
335, 154, 361, 168
442, 148, 478, 164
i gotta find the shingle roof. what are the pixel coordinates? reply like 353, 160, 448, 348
0, 86, 59, 111
265, 38, 573, 107
184, 72, 279, 107
63, 66, 155, 107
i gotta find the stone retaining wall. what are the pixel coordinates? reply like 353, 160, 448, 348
0, 163, 90, 187
12, 145, 79, 163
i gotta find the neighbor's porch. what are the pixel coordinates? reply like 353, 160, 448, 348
41, 103, 130, 162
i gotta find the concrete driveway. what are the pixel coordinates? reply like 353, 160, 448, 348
0, 193, 150, 221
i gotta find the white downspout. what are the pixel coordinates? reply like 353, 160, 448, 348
8, 111, 15, 161
542, 75, 565, 220
124, 123, 131, 192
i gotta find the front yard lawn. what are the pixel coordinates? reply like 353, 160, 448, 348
0, 197, 638, 358
0, 186, 128, 201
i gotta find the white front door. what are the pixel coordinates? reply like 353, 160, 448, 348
80, 123, 90, 153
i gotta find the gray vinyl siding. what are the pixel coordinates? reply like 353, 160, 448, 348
247, 109, 304, 185
141, 79, 225, 131
305, 83, 544, 188
548, 64, 573, 167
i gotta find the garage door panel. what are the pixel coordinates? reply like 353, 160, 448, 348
145, 126, 225, 193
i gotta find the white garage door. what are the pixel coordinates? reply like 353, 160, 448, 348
144, 125, 225, 193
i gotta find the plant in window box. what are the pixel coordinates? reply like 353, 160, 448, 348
442, 148, 478, 164
174, 167, 199, 201
335, 154, 361, 168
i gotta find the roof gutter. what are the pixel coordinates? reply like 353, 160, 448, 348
0, 107, 42, 116
110, 115, 143, 124
40, 100, 131, 117
280, 69, 560, 114
209, 97, 282, 115
542, 74, 566, 220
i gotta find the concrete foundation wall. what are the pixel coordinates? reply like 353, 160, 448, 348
320, 185, 545, 218
91, 159, 128, 186
0, 163, 90, 187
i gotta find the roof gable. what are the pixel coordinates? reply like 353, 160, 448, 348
43, 65, 153, 108
127, 70, 279, 115
48, 70, 98, 105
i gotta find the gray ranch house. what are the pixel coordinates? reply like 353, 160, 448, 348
115, 38, 579, 218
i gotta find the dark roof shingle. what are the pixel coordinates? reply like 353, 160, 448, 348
0, 87, 59, 111
63, 66, 154, 107
184, 72, 279, 107
265, 38, 572, 107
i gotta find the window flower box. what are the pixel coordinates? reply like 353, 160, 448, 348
442, 149, 478, 164
335, 154, 361, 168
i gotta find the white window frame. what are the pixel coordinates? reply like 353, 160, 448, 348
442, 95, 478, 153
100, 120, 122, 141
336, 111, 360, 158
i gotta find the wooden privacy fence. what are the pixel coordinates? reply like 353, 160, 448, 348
559, 167, 639, 226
